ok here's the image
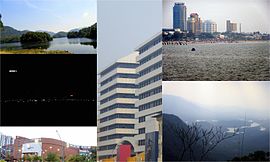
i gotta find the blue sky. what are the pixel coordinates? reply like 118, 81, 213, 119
0, 0, 96, 32
98, 0, 162, 70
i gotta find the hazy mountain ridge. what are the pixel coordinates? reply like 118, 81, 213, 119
163, 94, 269, 121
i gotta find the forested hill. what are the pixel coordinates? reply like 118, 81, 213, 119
0, 26, 29, 43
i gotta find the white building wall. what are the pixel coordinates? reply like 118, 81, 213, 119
97, 52, 139, 160
134, 32, 162, 153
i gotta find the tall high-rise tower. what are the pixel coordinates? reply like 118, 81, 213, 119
173, 3, 187, 31
187, 13, 202, 34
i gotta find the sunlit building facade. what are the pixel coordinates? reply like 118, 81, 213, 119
97, 53, 139, 160
134, 32, 162, 161
97, 33, 162, 161
187, 13, 202, 35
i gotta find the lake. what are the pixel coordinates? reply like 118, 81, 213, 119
0, 37, 96, 54
163, 41, 270, 81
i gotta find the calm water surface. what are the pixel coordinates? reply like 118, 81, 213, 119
163, 41, 270, 80
0, 37, 96, 54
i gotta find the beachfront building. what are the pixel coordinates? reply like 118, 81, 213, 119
202, 20, 217, 33
134, 32, 162, 161
187, 13, 202, 35
97, 53, 139, 160
226, 20, 237, 32
173, 2, 187, 31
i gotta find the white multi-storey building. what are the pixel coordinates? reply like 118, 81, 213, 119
134, 32, 162, 161
97, 32, 162, 161
97, 53, 139, 160
202, 20, 217, 33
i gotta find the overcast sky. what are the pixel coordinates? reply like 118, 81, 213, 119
163, 0, 270, 33
0, 127, 97, 146
0, 0, 96, 32
98, 0, 162, 71
163, 81, 270, 119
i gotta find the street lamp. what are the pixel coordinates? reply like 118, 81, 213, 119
56, 130, 65, 162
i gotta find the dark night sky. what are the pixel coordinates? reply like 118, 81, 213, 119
0, 54, 97, 126
1, 54, 96, 99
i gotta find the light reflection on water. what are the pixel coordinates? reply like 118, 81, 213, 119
0, 37, 96, 54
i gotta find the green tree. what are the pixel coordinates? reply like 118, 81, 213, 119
45, 153, 60, 162
67, 23, 97, 40
0, 14, 3, 29
231, 150, 269, 161
89, 23, 97, 40
26, 155, 33, 162
68, 155, 86, 162
20, 32, 53, 44
33, 155, 42, 162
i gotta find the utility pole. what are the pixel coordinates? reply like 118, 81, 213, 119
56, 130, 65, 162
240, 112, 246, 160
239, 23, 241, 33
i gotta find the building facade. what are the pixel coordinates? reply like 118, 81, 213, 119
97, 53, 139, 160
97, 33, 162, 161
12, 136, 79, 161
187, 13, 202, 35
173, 2, 187, 31
134, 32, 162, 161
226, 20, 237, 32
202, 20, 217, 33
0, 133, 14, 160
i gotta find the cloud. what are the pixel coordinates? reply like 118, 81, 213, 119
23, 0, 63, 19
163, 81, 270, 112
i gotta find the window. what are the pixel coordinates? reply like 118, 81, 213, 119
99, 124, 135, 132
139, 61, 162, 77
137, 34, 162, 54
100, 73, 138, 86
100, 83, 138, 95
139, 99, 162, 111
138, 74, 162, 88
138, 140, 145, 146
139, 86, 162, 100
100, 113, 135, 123
139, 128, 145, 134
139, 116, 145, 123
100, 93, 138, 105
99, 134, 135, 142
139, 48, 162, 65
98, 144, 117, 151
100, 103, 136, 114
100, 63, 139, 77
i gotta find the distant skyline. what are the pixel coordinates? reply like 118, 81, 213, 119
0, 0, 96, 32
163, 81, 270, 119
163, 0, 270, 33
0, 127, 97, 146
98, 0, 162, 71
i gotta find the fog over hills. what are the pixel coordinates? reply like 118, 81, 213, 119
163, 94, 269, 122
